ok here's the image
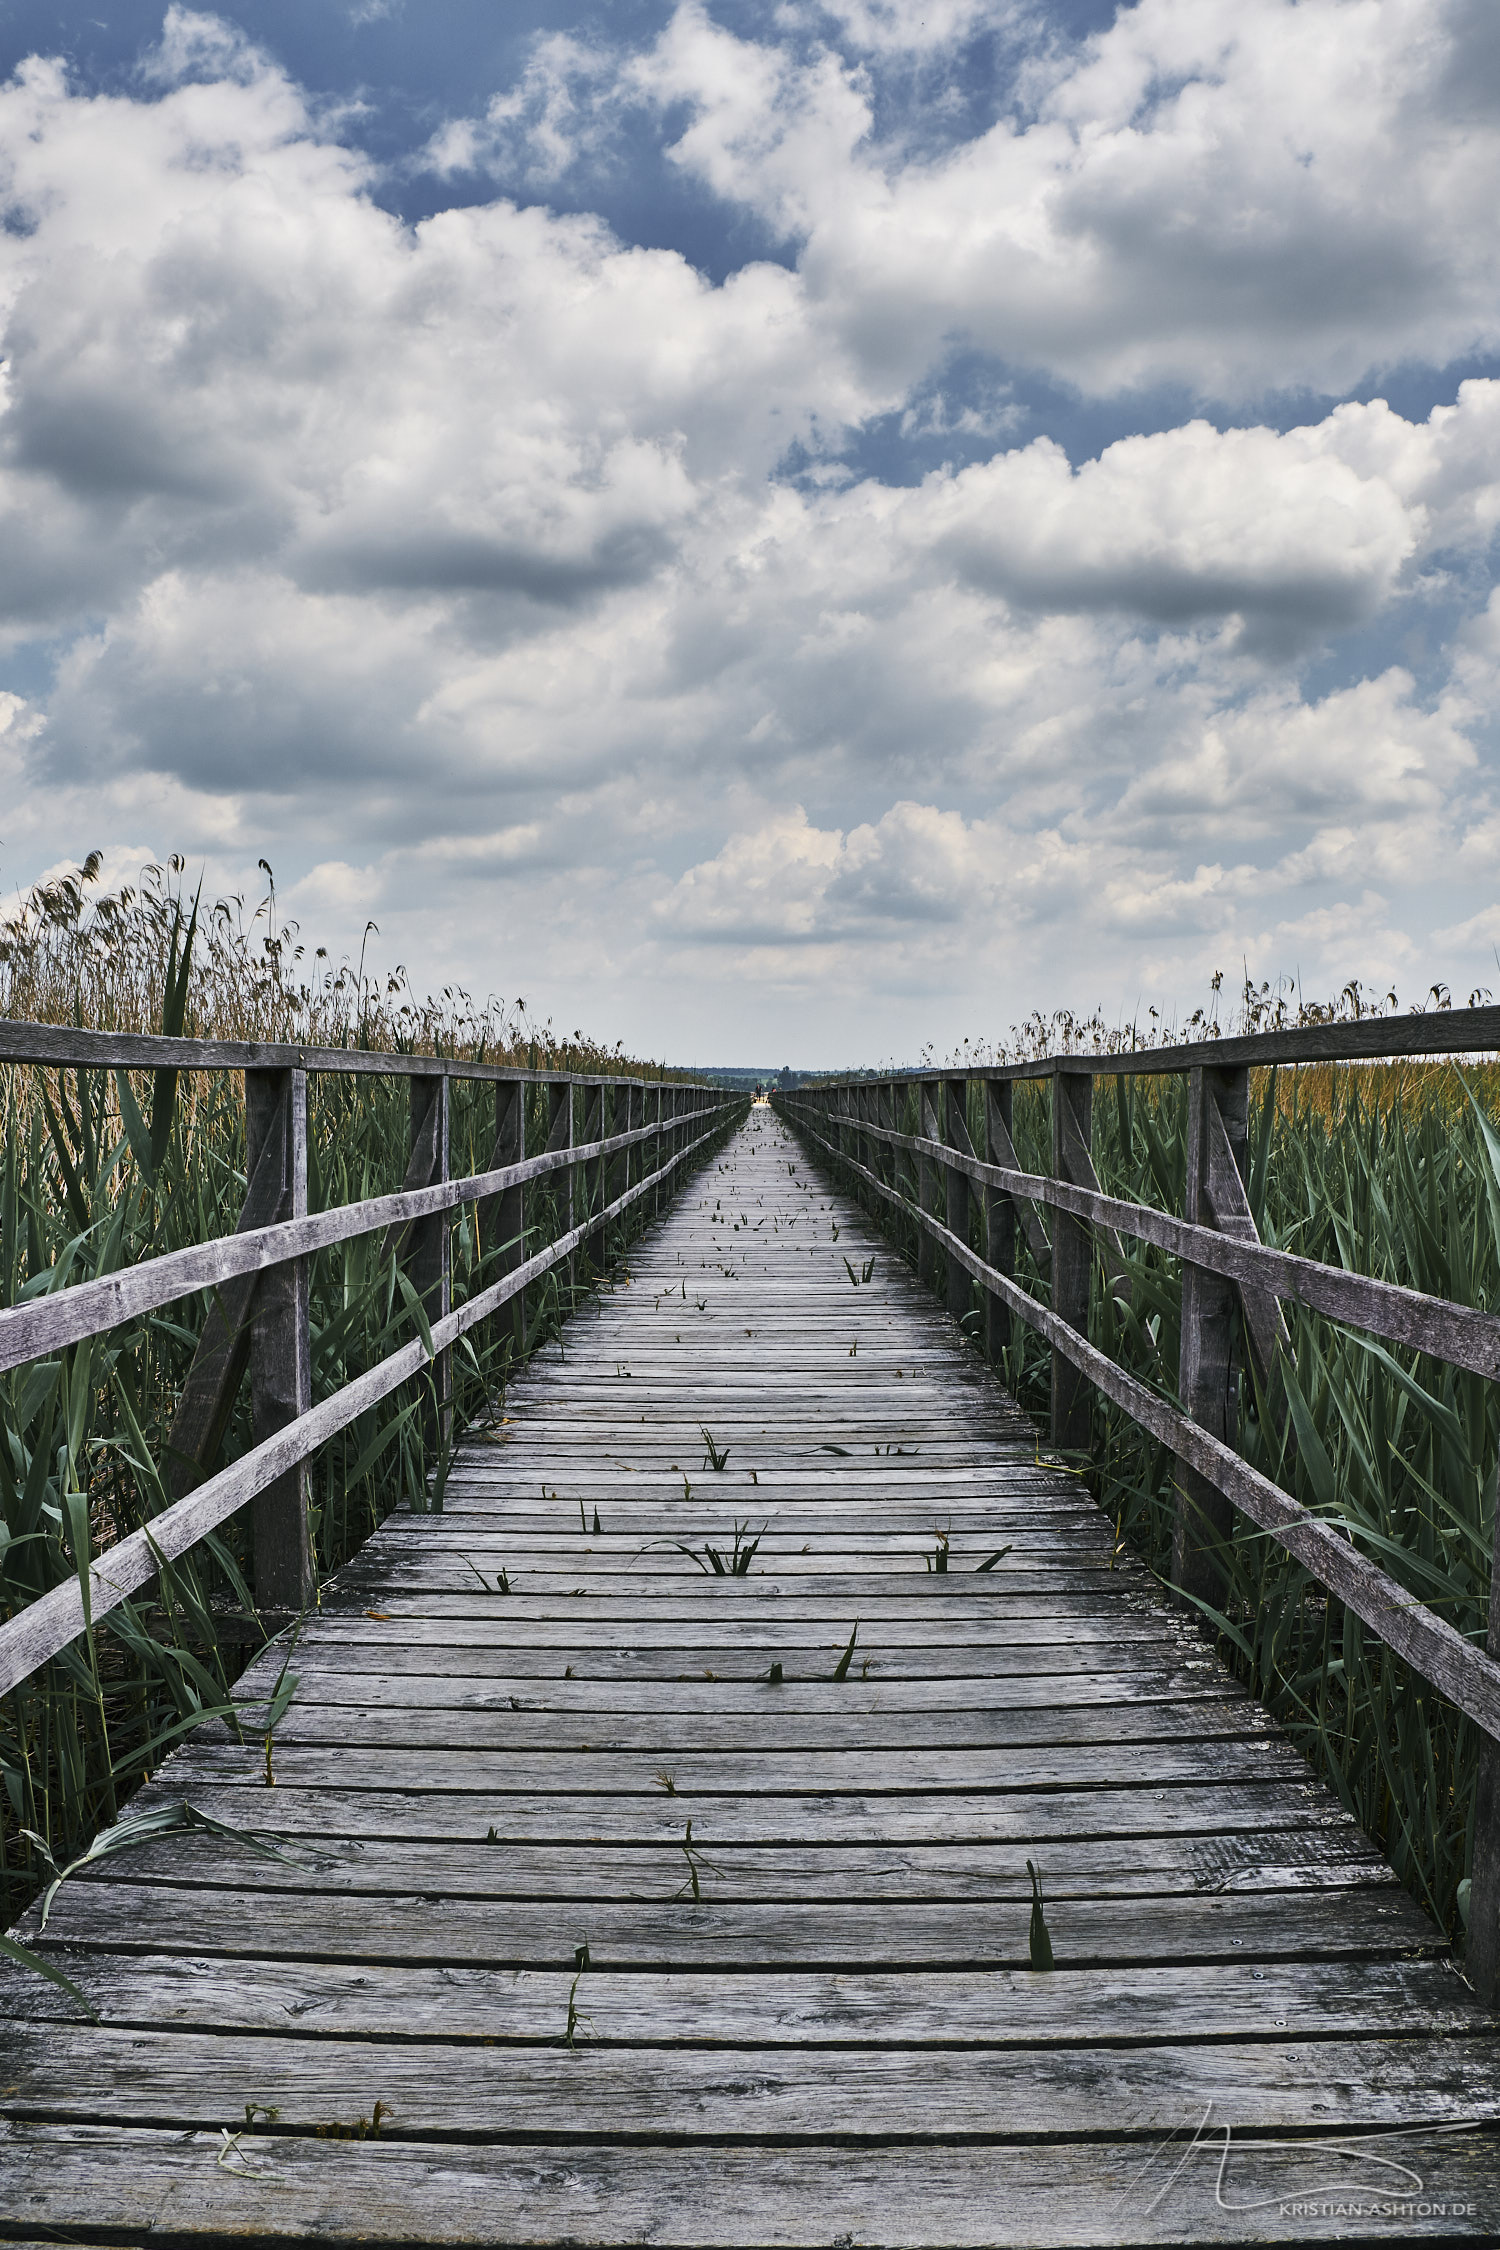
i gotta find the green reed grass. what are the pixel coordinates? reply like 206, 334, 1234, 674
0, 856, 729, 1922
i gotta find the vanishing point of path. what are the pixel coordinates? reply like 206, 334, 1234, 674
2, 1106, 1499, 2243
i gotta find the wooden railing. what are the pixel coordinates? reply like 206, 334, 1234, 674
0, 1018, 744, 1700
774, 1004, 1500, 2001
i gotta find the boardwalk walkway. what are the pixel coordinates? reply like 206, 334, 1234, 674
2, 1106, 1499, 2242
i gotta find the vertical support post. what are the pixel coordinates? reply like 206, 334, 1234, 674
878, 1081, 895, 1202
581, 1078, 605, 1278
1172, 1065, 1248, 1605
247, 1068, 313, 1612
624, 1080, 642, 1206
482, 1077, 525, 1363
1049, 1067, 1093, 1458
891, 1080, 910, 1247
404, 1071, 451, 1468
917, 1080, 940, 1292
545, 1077, 573, 1313
1469, 1547, 1500, 2000
943, 1076, 970, 1325
603, 1079, 628, 1261
983, 1080, 1016, 1365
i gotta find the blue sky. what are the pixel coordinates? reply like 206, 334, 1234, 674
3, 2, 1500, 1062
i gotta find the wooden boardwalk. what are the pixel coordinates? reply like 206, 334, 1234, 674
2, 1104, 1499, 2243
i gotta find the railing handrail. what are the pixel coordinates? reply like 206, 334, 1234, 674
0, 1015, 701, 1084
779, 1098, 1500, 1740
856, 1115, 1500, 1379
775, 1059, 1500, 1998
0, 1103, 724, 1375
806, 1000, 1500, 1085
0, 1105, 737, 1700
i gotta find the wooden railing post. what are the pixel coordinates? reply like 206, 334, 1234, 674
859, 1083, 878, 1214
1173, 1065, 1250, 1605
164, 1076, 305, 1504
854, 1084, 871, 1203
943, 1076, 971, 1326
404, 1071, 451, 1466
1050, 1066, 1093, 1457
878, 1080, 895, 1205
917, 1081, 941, 1291
481, 1077, 525, 1362
245, 1068, 314, 1611
606, 1079, 630, 1242
983, 1079, 1016, 1364
581, 1078, 604, 1277
544, 1078, 573, 1293
1471, 1559, 1500, 2000
621, 1080, 640, 1202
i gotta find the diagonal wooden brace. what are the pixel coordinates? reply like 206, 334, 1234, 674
1054, 1100, 1134, 1309
164, 1101, 294, 1501
985, 1103, 1053, 1277
1203, 1096, 1293, 1399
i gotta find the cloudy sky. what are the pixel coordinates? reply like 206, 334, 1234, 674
2, 2, 1500, 1064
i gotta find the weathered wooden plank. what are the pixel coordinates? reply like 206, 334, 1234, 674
3, 2025, 1497, 2142
26, 1825, 1389, 1904
260, 1620, 1196, 1656
2, 2120, 1497, 2245
248, 1700, 1270, 1755
353, 1569, 1127, 1598
282, 1587, 1182, 1621
148, 1735, 1313, 1798
17, 1881, 1439, 1965
418, 1507, 1112, 1534
236, 1666, 1235, 1714
108, 1776, 1349, 1848
0, 1962, 1457, 2052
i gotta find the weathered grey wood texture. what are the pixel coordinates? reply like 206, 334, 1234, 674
3, 1108, 1498, 2244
